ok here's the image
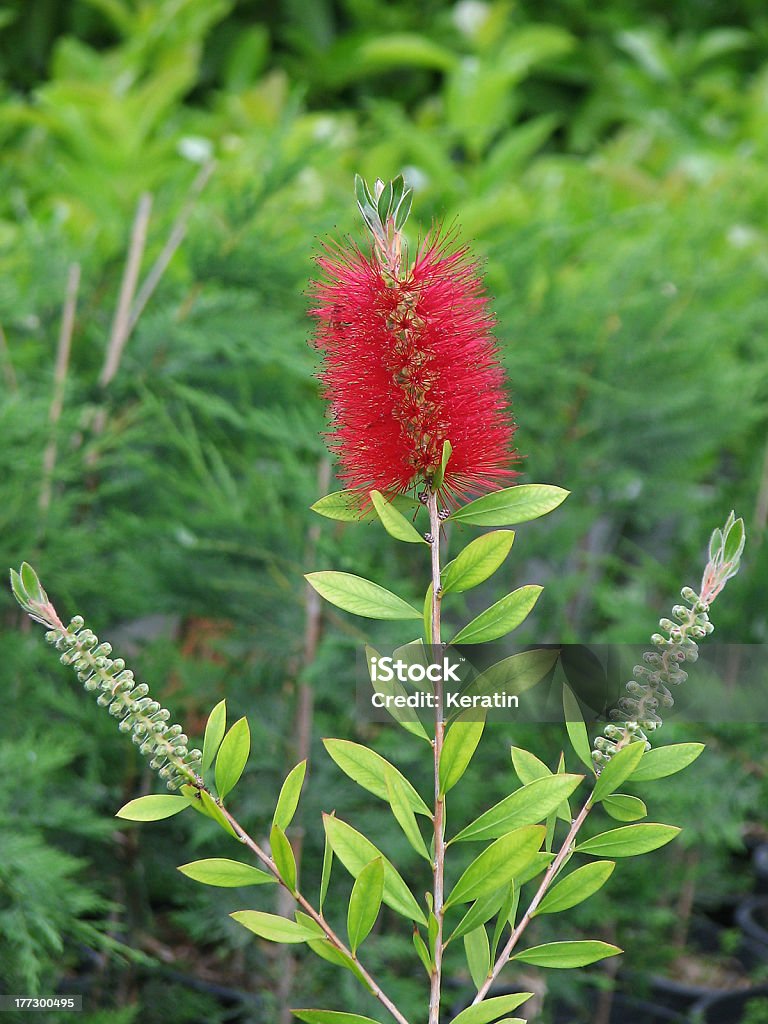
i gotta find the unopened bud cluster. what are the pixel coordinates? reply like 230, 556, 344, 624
46, 617, 202, 790
592, 586, 714, 771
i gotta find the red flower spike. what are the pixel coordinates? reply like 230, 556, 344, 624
310, 225, 518, 505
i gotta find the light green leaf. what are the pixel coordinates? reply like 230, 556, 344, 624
452, 586, 542, 644
534, 862, 615, 916
231, 910, 315, 944
448, 888, 508, 944
347, 857, 384, 953
302, 933, 368, 984
20, 562, 45, 603
440, 712, 485, 795
385, 767, 431, 861
197, 789, 239, 839
563, 684, 594, 772
413, 929, 432, 974
576, 823, 681, 857
446, 826, 545, 907
323, 739, 430, 816
723, 516, 745, 562
423, 582, 434, 645
215, 717, 250, 799
323, 815, 426, 924
271, 825, 297, 892
432, 439, 453, 492
311, 490, 419, 522
292, 1012, 383, 1024
591, 742, 646, 803
441, 531, 515, 595
453, 774, 583, 843
512, 940, 622, 968
202, 699, 226, 775
116, 794, 189, 821
178, 858, 275, 887
371, 490, 426, 544
460, 649, 557, 708
603, 794, 647, 822
320, 813, 334, 914
464, 925, 490, 990
511, 746, 551, 785
273, 761, 307, 832
449, 484, 569, 527
630, 743, 705, 782
450, 993, 532, 1024
306, 572, 421, 620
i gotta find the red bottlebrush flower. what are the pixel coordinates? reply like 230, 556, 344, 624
310, 225, 518, 504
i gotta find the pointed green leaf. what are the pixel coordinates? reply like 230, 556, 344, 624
231, 910, 315, 944
449, 485, 569, 527
273, 761, 307, 832
603, 794, 647, 822
20, 562, 45, 602
385, 767, 431, 861
440, 712, 485, 795
446, 826, 545, 907
723, 517, 745, 563
465, 925, 490, 990
215, 717, 250, 799
377, 180, 393, 222
178, 858, 275, 887
512, 940, 622, 968
413, 928, 432, 974
320, 813, 334, 914
303, 934, 368, 984
630, 743, 705, 782
441, 532, 516, 595
271, 824, 297, 892
371, 490, 426, 544
433, 439, 453, 491
394, 188, 413, 230
323, 739, 430, 816
591, 742, 646, 803
461, 649, 557, 709
453, 774, 583, 843
491, 885, 517, 960
9, 568, 27, 608
311, 490, 419, 522
306, 572, 421, 620
424, 582, 434, 645
450, 993, 532, 1024
347, 857, 384, 953
202, 699, 227, 775
365, 645, 431, 742
534, 862, 615, 916
292, 1012, 383, 1024
576, 823, 681, 857
197, 789, 239, 839
563, 684, 594, 772
511, 746, 551, 784
452, 586, 542, 644
116, 794, 189, 821
448, 888, 508, 944
323, 815, 426, 924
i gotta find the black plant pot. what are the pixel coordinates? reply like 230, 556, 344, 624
735, 896, 768, 966
691, 985, 768, 1023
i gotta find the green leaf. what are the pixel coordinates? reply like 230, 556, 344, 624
320, 814, 334, 914
20, 561, 45, 603
311, 490, 420, 522
511, 746, 551, 785
323, 815, 426, 924
449, 485, 569, 527
512, 940, 622, 968
450, 993, 532, 1024
116, 794, 189, 821
464, 925, 490, 990
413, 929, 432, 974
365, 645, 431, 743
460, 649, 557, 709
563, 684, 594, 772
323, 739, 430, 816
446, 826, 545, 907
385, 767, 431, 861
306, 572, 421, 620
630, 743, 705, 782
303, 934, 367, 984
394, 188, 413, 230
432, 439, 453, 492
723, 516, 745, 562
423, 582, 434, 645
441, 531, 515, 595
292, 1012, 383, 1024
591, 742, 646, 803
178, 858, 275, 887
231, 910, 315, 944
215, 717, 250, 799
451, 586, 542, 644
271, 825, 297, 892
347, 857, 384, 953
534, 862, 615, 916
603, 794, 647, 822
377, 180, 393, 222
371, 490, 426, 544
273, 761, 307, 832
439, 712, 485, 795
202, 699, 226, 775
453, 774, 583, 843
9, 568, 26, 608
491, 885, 518, 959
449, 888, 508, 944
576, 823, 681, 857
197, 789, 239, 839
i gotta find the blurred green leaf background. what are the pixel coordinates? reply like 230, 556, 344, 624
1, 1, 767, 1021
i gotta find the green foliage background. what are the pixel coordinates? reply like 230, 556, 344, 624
1, 1, 767, 1021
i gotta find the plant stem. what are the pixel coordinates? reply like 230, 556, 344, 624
427, 491, 445, 1024
473, 797, 593, 1003
213, 799, 411, 1024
